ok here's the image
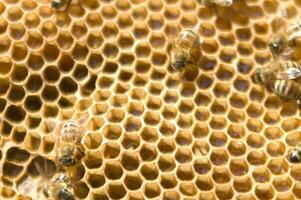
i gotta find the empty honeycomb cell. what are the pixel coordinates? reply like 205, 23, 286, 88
0, 36, 11, 54
202, 39, 219, 55
158, 155, 176, 172
228, 140, 247, 156
103, 61, 119, 74
56, 31, 74, 50
247, 150, 267, 166
229, 158, 249, 176
133, 22, 149, 39
192, 123, 209, 138
87, 53, 103, 70
293, 182, 301, 199
72, 42, 89, 60
148, 0, 163, 11
209, 116, 227, 130
41, 136, 55, 154
26, 53, 44, 71
267, 158, 288, 175
87, 172, 105, 188
106, 109, 125, 123
163, 6, 180, 20
5, 105, 26, 123
249, 86, 265, 102
140, 163, 159, 181
215, 184, 234, 199
54, 12, 71, 28
9, 23, 25, 40
149, 32, 166, 49
118, 69, 133, 81
7, 7, 23, 22
26, 115, 42, 129
25, 31, 44, 50
83, 151, 102, 169
102, 22, 119, 39
233, 176, 252, 193
158, 138, 176, 153
281, 118, 300, 132
280, 102, 298, 117
140, 127, 158, 143
118, 52, 134, 66
6, 147, 30, 163
83, 131, 102, 150
24, 95, 42, 112
210, 100, 227, 114
7, 84, 25, 102
193, 156, 212, 175
237, 42, 254, 56
263, 99, 280, 114
246, 103, 264, 118
24, 13, 40, 29
212, 167, 231, 184
160, 173, 178, 189
42, 66, 60, 83
59, 77, 78, 94
0, 98, 6, 113
273, 176, 292, 192
177, 114, 193, 128
124, 116, 141, 132
41, 86, 58, 102
144, 182, 161, 198
0, 57, 12, 76
179, 182, 196, 196
176, 164, 194, 181
125, 173, 143, 191
148, 14, 164, 30
103, 142, 120, 159
176, 130, 193, 146
163, 90, 178, 104
24, 132, 41, 152
121, 151, 139, 170
162, 191, 180, 200
1, 120, 13, 136
73, 181, 89, 199
209, 132, 227, 147
210, 149, 229, 166
151, 52, 168, 67
3, 162, 23, 178
196, 74, 214, 90
11, 43, 28, 61
195, 175, 213, 191
148, 82, 164, 95
140, 143, 158, 161
0, 18, 8, 34
71, 21, 88, 39
264, 111, 280, 124
40, 21, 57, 39
247, 133, 265, 148
42, 43, 60, 62
194, 107, 210, 122
252, 36, 267, 50
255, 184, 275, 200
104, 160, 124, 180
175, 147, 193, 164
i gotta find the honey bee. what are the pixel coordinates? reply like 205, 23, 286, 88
199, 0, 233, 7
43, 173, 74, 200
253, 59, 301, 84
288, 144, 301, 163
269, 21, 301, 58
269, 79, 301, 105
170, 30, 201, 72
46, 114, 89, 168
51, 0, 72, 11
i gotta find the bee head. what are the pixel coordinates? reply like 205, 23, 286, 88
290, 151, 301, 163
58, 188, 74, 200
269, 37, 284, 56
171, 51, 186, 71
59, 156, 75, 166
51, 1, 62, 9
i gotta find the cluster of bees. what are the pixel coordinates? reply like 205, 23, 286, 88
35, 114, 89, 200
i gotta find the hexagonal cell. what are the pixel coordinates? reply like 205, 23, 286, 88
24, 13, 40, 29
40, 21, 57, 39
104, 160, 123, 180
124, 172, 142, 190
140, 143, 158, 162
140, 163, 159, 180
215, 184, 234, 199
87, 172, 105, 189
0, 36, 11, 55
144, 182, 161, 198
2, 162, 23, 178
121, 151, 140, 171
83, 151, 102, 170
103, 142, 120, 159
107, 182, 127, 199
160, 173, 177, 189
212, 167, 231, 184
267, 158, 289, 175
255, 184, 275, 200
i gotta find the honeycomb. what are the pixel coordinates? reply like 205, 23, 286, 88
1, 0, 301, 199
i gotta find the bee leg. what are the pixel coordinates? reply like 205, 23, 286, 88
75, 144, 85, 161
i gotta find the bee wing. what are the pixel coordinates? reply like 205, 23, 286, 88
276, 68, 301, 80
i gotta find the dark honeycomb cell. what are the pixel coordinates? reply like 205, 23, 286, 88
59, 77, 78, 94
5, 105, 26, 123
